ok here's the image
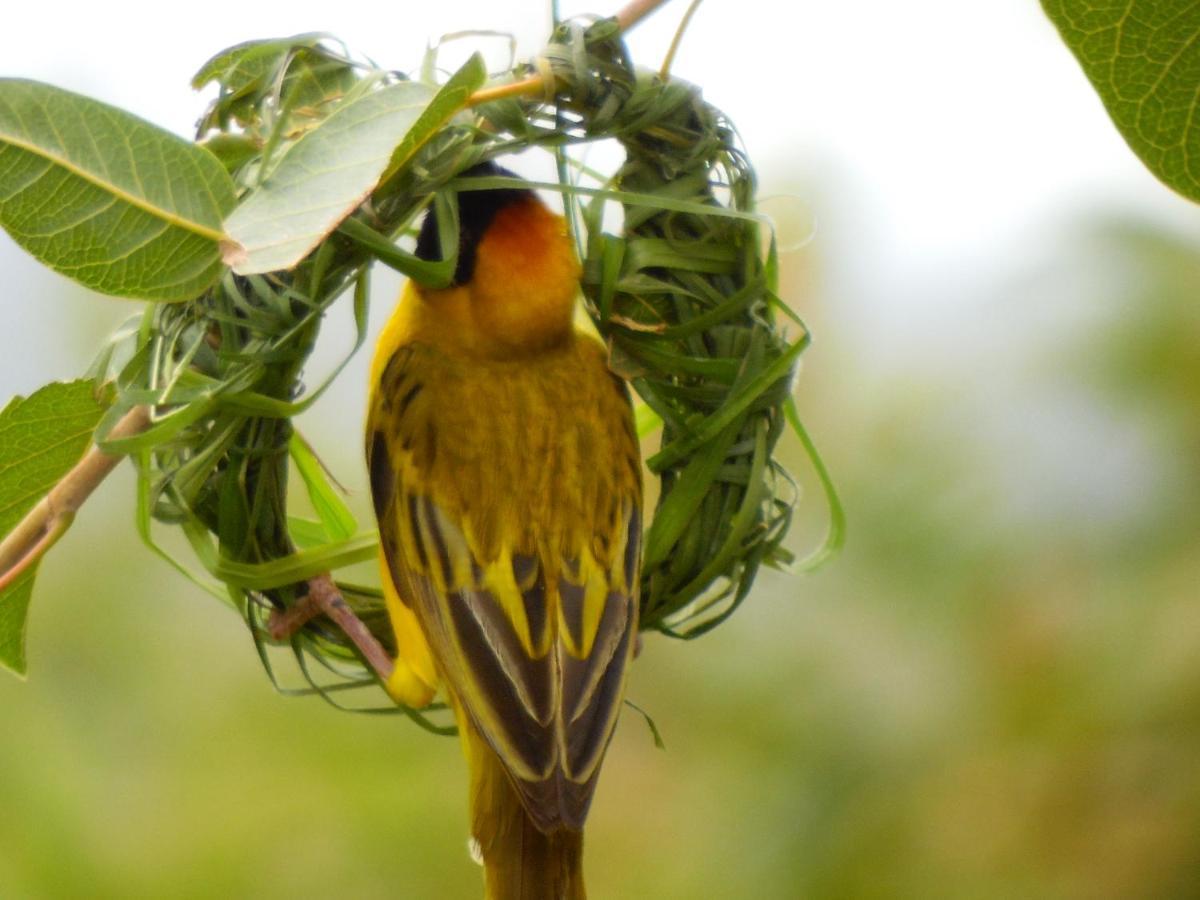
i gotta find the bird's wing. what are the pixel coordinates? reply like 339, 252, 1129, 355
367, 340, 641, 831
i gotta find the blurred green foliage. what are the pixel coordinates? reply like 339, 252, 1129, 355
3, 206, 1200, 898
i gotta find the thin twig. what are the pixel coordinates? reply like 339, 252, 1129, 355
467, 76, 545, 107
616, 0, 672, 30
465, 0, 677, 107
0, 516, 71, 593
0, 404, 152, 588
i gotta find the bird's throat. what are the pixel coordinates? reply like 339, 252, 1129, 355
449, 198, 581, 357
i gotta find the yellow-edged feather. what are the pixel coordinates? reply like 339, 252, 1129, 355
366, 186, 642, 899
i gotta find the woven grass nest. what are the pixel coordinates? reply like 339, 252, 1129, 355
92, 14, 839, 724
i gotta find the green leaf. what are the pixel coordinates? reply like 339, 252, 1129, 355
287, 516, 331, 550
0, 79, 238, 301
192, 529, 380, 592
641, 419, 741, 571
289, 433, 356, 542
193, 35, 363, 161
200, 134, 262, 174
0, 381, 109, 676
1041, 1, 1200, 203
223, 54, 487, 275
624, 698, 666, 750
376, 54, 487, 188
192, 33, 331, 93
0, 568, 36, 677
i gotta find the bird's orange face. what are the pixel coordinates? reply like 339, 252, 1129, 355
412, 177, 581, 359
466, 196, 581, 354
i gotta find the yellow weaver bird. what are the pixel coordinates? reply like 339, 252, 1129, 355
365, 162, 643, 899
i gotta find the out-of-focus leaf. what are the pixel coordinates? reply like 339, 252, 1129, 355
193, 35, 363, 157
223, 54, 487, 275
192, 33, 330, 94
0, 79, 237, 301
1041, 0, 1200, 203
0, 381, 109, 676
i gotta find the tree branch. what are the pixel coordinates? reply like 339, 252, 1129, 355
0, 404, 151, 590
0, 403, 393, 681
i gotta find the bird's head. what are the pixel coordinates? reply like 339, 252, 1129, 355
413, 161, 580, 355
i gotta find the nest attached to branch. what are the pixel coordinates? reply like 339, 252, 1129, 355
93, 15, 837, 723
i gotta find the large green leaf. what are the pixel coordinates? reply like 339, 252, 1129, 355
0, 381, 109, 676
1042, 0, 1200, 203
0, 79, 238, 301
222, 54, 487, 275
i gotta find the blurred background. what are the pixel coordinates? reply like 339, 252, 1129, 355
3, 1, 1200, 897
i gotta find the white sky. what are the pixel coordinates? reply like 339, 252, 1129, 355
3, 1, 1188, 251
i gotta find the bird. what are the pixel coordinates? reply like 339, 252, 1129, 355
365, 160, 643, 899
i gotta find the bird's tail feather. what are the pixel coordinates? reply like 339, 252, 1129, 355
466, 723, 585, 900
